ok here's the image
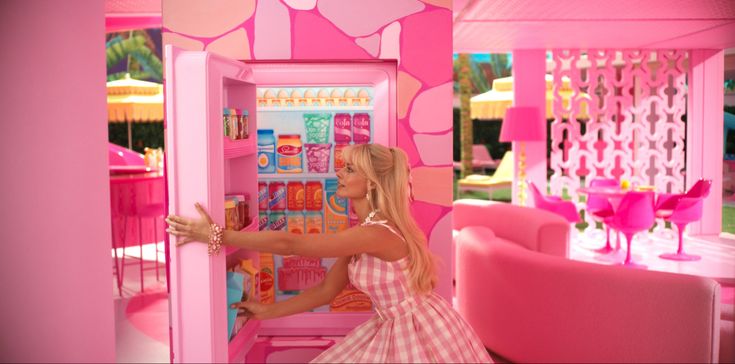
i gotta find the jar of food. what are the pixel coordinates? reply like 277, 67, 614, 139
276, 134, 303, 174
257, 129, 276, 173
240, 193, 250, 228
241, 110, 249, 139
224, 199, 239, 231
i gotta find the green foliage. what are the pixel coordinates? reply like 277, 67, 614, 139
109, 122, 164, 154
469, 61, 490, 94
724, 206, 735, 234
453, 53, 509, 94
107, 71, 154, 82
488, 53, 512, 80
106, 33, 162, 82
129, 42, 163, 81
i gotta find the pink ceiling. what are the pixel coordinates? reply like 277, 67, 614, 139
105, 0, 161, 32
453, 0, 735, 52
105, 0, 160, 14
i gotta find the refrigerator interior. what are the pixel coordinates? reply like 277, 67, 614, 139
254, 86, 376, 311
243, 61, 397, 337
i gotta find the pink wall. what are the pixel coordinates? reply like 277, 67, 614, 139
162, 0, 454, 299
0, 1, 115, 361
687, 50, 724, 235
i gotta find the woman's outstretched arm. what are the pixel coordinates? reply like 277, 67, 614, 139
233, 256, 351, 320
167, 203, 398, 259
222, 227, 386, 258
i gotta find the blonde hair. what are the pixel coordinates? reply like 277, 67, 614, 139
343, 144, 437, 295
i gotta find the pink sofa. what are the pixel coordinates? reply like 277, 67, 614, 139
453, 199, 722, 363
453, 199, 570, 258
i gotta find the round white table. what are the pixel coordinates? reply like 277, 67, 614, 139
571, 233, 735, 286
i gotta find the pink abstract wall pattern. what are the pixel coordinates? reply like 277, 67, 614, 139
550, 50, 688, 231
163, 0, 453, 294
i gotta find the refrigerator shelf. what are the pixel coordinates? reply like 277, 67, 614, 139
225, 219, 259, 256
223, 137, 256, 159
258, 105, 373, 112
228, 319, 260, 363
258, 311, 373, 336
258, 173, 336, 180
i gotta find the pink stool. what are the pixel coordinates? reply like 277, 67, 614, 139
110, 172, 165, 295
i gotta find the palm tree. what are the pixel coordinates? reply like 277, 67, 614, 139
453, 56, 492, 95
458, 53, 473, 177
488, 53, 512, 82
106, 30, 162, 82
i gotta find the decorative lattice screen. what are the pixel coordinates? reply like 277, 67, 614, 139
549, 50, 688, 230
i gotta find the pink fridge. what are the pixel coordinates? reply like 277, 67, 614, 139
164, 45, 397, 362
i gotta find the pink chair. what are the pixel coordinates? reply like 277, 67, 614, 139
607, 191, 655, 268
655, 179, 712, 218
529, 181, 581, 224
585, 178, 618, 253
471, 144, 499, 170
684, 179, 713, 199
656, 179, 712, 261
452, 145, 499, 172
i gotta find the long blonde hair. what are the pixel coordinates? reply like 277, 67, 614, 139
343, 144, 437, 295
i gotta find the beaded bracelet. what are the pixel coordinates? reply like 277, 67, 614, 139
208, 223, 224, 256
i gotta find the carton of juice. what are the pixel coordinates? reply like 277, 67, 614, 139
324, 179, 349, 234
257, 253, 275, 304
287, 212, 305, 234
240, 259, 258, 302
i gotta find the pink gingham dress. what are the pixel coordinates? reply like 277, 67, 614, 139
311, 221, 492, 363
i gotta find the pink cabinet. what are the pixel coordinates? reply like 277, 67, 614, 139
164, 45, 396, 362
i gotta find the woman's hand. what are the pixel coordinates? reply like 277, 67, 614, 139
232, 300, 276, 320
165, 203, 214, 246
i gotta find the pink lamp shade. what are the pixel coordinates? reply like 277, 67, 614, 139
500, 106, 544, 142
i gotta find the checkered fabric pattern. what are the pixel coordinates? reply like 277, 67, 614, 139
311, 222, 492, 363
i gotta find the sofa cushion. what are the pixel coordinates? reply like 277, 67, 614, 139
453, 199, 570, 257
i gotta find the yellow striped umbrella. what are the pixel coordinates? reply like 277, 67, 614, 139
107, 74, 163, 149
470, 75, 589, 120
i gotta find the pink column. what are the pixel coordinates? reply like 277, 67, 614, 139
687, 50, 724, 235
0, 0, 115, 362
512, 50, 547, 203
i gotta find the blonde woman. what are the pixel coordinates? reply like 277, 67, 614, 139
166, 144, 492, 363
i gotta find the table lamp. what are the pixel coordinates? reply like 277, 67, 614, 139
500, 106, 544, 206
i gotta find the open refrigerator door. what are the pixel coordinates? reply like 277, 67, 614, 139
165, 45, 397, 362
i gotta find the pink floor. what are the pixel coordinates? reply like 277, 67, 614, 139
112, 242, 339, 363
112, 242, 169, 363
114, 235, 734, 363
